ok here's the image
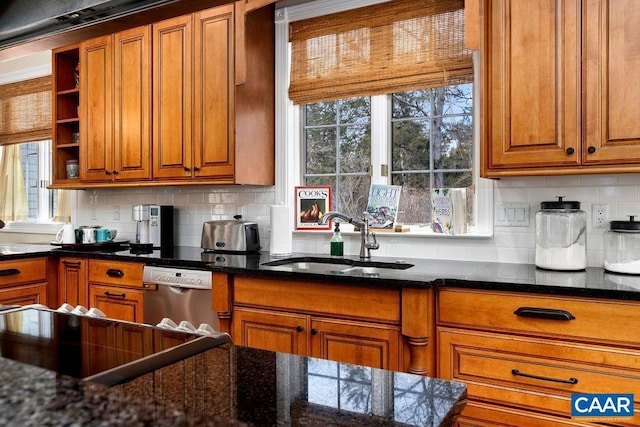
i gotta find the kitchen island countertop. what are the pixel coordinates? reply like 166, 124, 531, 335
0, 308, 467, 426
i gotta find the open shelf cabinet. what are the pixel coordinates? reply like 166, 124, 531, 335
52, 44, 81, 187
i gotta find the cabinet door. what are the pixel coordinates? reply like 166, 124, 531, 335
153, 14, 193, 180
232, 307, 309, 355
113, 25, 152, 181
57, 257, 87, 307
310, 318, 400, 371
88, 284, 143, 323
116, 322, 153, 364
583, 0, 640, 164
193, 5, 235, 179
82, 316, 117, 377
483, 0, 580, 174
0, 283, 47, 306
81, 34, 113, 182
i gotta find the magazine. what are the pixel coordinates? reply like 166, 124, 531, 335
295, 186, 332, 230
431, 188, 467, 235
364, 184, 402, 229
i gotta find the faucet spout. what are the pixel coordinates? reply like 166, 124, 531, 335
318, 211, 364, 228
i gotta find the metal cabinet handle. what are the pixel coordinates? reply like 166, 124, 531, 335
112, 170, 118, 175
184, 167, 191, 172
296, 326, 304, 333
311, 328, 318, 335
587, 146, 596, 154
105, 170, 111, 176
566, 147, 574, 155
514, 307, 575, 321
104, 291, 126, 299
106, 269, 124, 278
0, 268, 20, 277
512, 369, 578, 384
193, 167, 200, 172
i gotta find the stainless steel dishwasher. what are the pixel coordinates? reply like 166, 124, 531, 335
142, 265, 219, 332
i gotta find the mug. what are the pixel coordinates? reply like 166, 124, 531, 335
82, 227, 97, 244
55, 224, 76, 244
96, 228, 117, 243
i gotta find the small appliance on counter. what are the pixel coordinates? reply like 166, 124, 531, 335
132, 204, 174, 252
534, 196, 586, 271
201, 215, 260, 253
604, 216, 640, 275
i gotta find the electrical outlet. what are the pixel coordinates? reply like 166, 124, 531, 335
113, 205, 120, 220
592, 203, 609, 228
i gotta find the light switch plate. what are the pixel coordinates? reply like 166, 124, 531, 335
495, 203, 530, 227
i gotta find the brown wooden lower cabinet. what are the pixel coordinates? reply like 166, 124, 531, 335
232, 306, 401, 371
0, 283, 48, 306
437, 288, 640, 425
88, 284, 143, 323
0, 257, 48, 306
57, 257, 88, 307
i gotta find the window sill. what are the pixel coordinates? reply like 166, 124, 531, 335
0, 222, 61, 235
292, 224, 493, 239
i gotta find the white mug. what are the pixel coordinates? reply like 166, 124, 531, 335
56, 224, 76, 244
82, 227, 97, 244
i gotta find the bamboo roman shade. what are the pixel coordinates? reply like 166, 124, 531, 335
0, 76, 52, 145
289, 0, 472, 104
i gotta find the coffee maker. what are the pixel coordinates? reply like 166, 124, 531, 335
132, 204, 174, 249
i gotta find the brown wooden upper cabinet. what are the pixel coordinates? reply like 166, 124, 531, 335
153, 7, 235, 181
80, 26, 151, 183
53, 3, 274, 188
481, 0, 640, 177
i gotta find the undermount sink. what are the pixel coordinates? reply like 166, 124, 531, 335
262, 257, 414, 275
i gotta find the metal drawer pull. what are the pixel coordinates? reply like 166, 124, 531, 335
512, 369, 578, 384
106, 269, 125, 278
0, 268, 20, 277
104, 291, 126, 299
514, 307, 575, 320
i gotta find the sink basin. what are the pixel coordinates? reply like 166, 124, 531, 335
262, 257, 414, 275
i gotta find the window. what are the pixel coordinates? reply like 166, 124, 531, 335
0, 141, 57, 224
303, 97, 372, 218
390, 85, 473, 225
283, 0, 490, 235
302, 83, 473, 228
19, 141, 57, 221
0, 73, 62, 228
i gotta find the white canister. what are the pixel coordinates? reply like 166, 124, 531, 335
535, 197, 586, 271
604, 216, 640, 274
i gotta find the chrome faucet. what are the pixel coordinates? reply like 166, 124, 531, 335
319, 211, 379, 259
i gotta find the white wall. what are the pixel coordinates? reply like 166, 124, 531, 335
74, 173, 640, 267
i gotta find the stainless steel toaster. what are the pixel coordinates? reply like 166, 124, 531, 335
201, 216, 261, 253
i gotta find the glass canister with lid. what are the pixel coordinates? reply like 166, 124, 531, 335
535, 196, 586, 271
604, 216, 640, 274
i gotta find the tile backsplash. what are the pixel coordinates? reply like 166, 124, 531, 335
74, 174, 640, 267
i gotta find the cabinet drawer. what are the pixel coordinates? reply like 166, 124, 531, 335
88, 260, 144, 288
438, 288, 640, 347
233, 276, 400, 324
0, 258, 47, 287
438, 327, 640, 422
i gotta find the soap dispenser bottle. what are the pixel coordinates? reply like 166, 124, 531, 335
330, 222, 344, 257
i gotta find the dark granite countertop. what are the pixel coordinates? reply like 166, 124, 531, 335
3, 243, 640, 301
0, 308, 466, 426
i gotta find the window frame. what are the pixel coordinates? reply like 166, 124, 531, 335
0, 52, 65, 235
275, 0, 493, 238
